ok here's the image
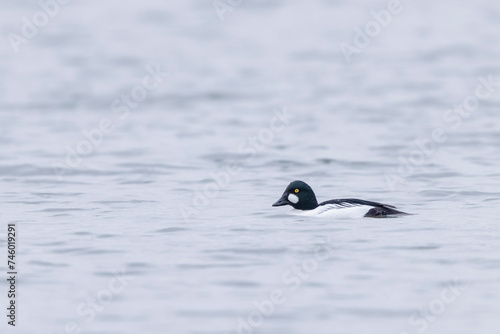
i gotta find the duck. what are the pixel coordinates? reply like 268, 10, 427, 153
272, 180, 409, 218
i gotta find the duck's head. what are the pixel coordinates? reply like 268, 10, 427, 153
272, 180, 319, 210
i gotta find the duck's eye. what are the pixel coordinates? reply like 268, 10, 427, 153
294, 189, 299, 193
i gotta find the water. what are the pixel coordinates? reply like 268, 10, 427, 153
1, 0, 500, 333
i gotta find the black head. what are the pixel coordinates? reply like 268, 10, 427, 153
272, 180, 319, 210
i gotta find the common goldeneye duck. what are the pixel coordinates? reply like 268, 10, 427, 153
272, 180, 409, 218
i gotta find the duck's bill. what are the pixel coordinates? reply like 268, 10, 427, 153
272, 194, 290, 207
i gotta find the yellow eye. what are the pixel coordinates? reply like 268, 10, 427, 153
294, 189, 299, 193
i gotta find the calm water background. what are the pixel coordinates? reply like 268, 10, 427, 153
1, 0, 500, 333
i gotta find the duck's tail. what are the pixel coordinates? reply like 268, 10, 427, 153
364, 206, 413, 218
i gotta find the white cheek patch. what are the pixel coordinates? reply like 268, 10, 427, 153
288, 193, 299, 204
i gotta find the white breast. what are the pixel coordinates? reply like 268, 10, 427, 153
289, 204, 372, 219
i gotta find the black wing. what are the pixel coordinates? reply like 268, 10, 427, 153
318, 198, 397, 209
318, 198, 408, 218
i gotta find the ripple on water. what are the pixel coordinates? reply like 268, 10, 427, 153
52, 247, 123, 255
176, 262, 265, 269
175, 309, 240, 318
335, 307, 413, 318
127, 262, 151, 268
204, 247, 287, 255
96, 234, 118, 239
93, 269, 144, 277
156, 227, 190, 233
91, 200, 158, 204
380, 244, 441, 250
33, 241, 67, 247
32, 192, 83, 198
74, 231, 92, 236
82, 249, 124, 255
5, 201, 50, 205
315, 158, 394, 168
483, 197, 500, 202
37, 208, 86, 213
213, 280, 260, 287
28, 260, 69, 267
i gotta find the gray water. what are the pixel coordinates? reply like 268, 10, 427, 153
1, 0, 500, 333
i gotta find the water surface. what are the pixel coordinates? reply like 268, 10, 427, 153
1, 1, 500, 333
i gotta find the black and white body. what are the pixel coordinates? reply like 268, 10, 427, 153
272, 180, 409, 218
